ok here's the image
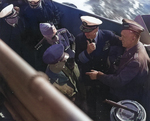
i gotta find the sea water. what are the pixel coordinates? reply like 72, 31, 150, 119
54, 0, 150, 23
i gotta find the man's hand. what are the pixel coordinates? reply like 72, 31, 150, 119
14, 6, 20, 14
53, 83, 74, 97
86, 70, 104, 80
86, 40, 96, 54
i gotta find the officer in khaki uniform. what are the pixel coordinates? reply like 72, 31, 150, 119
43, 44, 80, 102
86, 18, 148, 102
86, 18, 150, 120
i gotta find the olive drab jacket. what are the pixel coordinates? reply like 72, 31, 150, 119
45, 62, 80, 98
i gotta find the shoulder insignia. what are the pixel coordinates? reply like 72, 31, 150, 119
103, 40, 110, 51
134, 53, 139, 59
55, 78, 59, 84
58, 28, 67, 35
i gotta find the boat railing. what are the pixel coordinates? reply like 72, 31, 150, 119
0, 39, 92, 121
54, 1, 122, 37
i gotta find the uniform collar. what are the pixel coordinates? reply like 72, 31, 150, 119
94, 31, 98, 43
122, 42, 140, 58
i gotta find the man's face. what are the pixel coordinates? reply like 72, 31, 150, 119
52, 25, 57, 36
84, 27, 98, 40
120, 30, 134, 48
5, 8, 19, 27
28, 0, 40, 9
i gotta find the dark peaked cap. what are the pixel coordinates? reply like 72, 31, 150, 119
122, 18, 144, 35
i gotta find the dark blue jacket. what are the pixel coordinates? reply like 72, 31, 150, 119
57, 28, 75, 58
75, 29, 122, 83
0, 18, 25, 56
22, 0, 61, 46
45, 63, 80, 96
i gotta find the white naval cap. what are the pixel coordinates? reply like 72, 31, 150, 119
0, 4, 13, 18
80, 16, 102, 26
80, 16, 102, 32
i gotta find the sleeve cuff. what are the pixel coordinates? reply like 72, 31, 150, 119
78, 51, 90, 63
97, 72, 107, 80
84, 50, 92, 60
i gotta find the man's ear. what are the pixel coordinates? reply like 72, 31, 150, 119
132, 36, 136, 42
96, 27, 99, 31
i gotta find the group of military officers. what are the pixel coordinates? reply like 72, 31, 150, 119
0, 0, 150, 121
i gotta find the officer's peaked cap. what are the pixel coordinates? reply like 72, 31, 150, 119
80, 16, 102, 33
0, 4, 13, 18
122, 18, 144, 34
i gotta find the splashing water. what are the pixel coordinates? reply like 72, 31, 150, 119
54, 0, 150, 23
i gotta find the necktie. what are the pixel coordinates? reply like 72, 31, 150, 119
88, 39, 95, 43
